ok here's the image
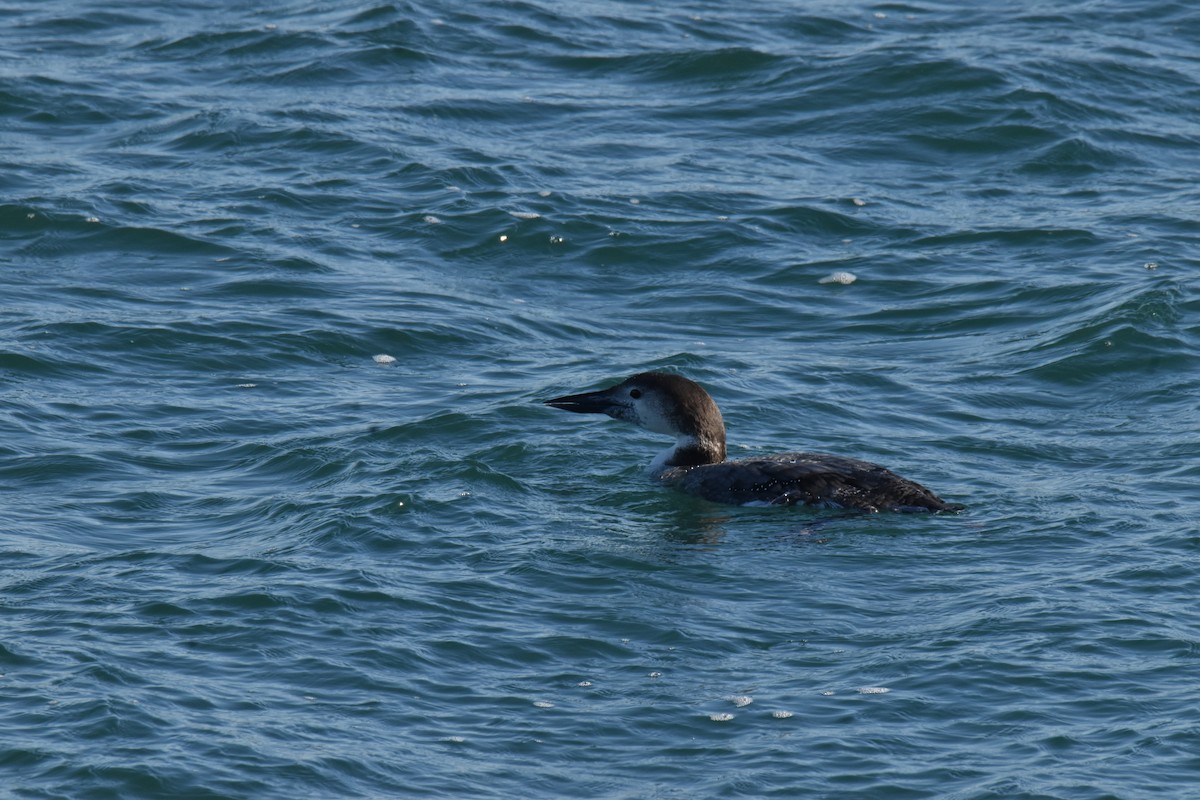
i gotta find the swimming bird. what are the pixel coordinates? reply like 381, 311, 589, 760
544, 372, 961, 512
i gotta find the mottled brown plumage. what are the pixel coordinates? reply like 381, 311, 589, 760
663, 452, 956, 511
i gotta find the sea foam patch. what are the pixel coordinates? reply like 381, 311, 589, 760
819, 271, 857, 285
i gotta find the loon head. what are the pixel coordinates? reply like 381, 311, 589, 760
544, 372, 727, 470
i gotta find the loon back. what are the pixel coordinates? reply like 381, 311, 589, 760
543, 371, 961, 513
661, 452, 958, 512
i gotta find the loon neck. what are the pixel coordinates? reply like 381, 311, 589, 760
649, 433, 726, 474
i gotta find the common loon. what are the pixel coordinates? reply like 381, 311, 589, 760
544, 372, 961, 512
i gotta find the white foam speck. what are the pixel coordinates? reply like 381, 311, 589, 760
708, 712, 734, 722
441, 735, 464, 743
728, 695, 753, 708
509, 211, 540, 219
629, 197, 640, 204
771, 710, 794, 719
819, 271, 857, 285
85, 216, 100, 223
373, 354, 396, 365
538, 190, 552, 197
648, 671, 662, 679
236, 383, 257, 389
1144, 261, 1158, 270
852, 197, 867, 206
858, 686, 890, 695
499, 234, 508, 242
533, 700, 554, 708
577, 680, 592, 687
423, 215, 441, 224
549, 235, 564, 244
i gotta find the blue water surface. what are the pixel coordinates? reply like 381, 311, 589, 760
2, 1, 1199, 798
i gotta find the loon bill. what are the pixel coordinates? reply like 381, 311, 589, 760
544, 371, 962, 512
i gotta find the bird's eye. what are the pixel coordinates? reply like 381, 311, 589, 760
629, 389, 642, 399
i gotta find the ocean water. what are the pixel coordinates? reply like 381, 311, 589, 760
3, 0, 1199, 797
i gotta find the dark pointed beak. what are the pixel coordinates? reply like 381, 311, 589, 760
543, 388, 617, 415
